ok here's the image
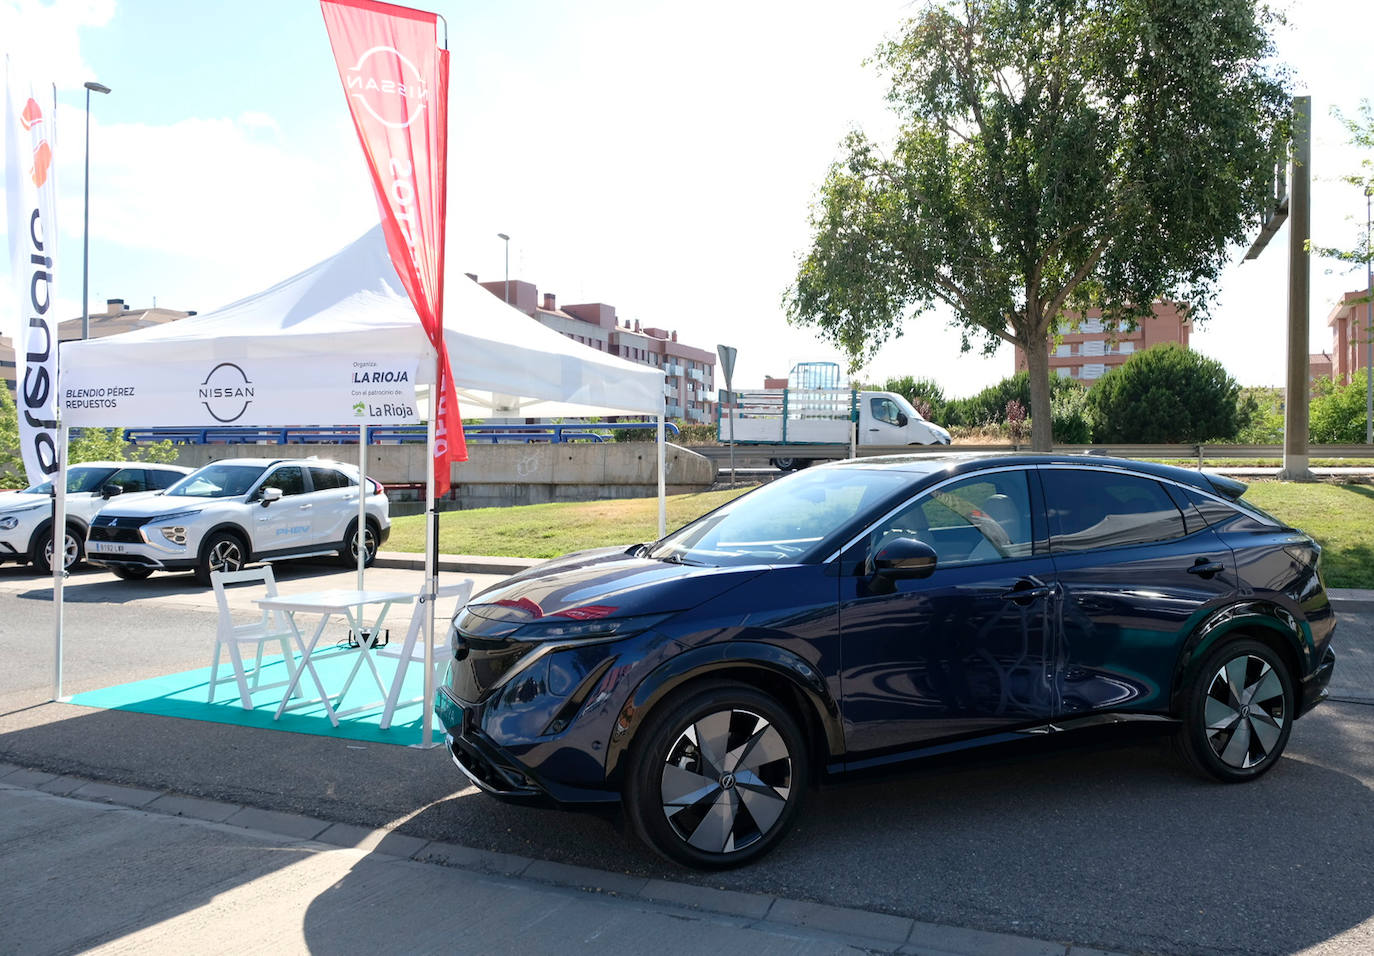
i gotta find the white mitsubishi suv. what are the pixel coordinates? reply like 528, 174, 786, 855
86, 457, 391, 584
0, 461, 191, 572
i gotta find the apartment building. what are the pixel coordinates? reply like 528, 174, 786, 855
475, 277, 717, 423
1319, 289, 1372, 386
1013, 301, 1191, 382
2, 299, 193, 397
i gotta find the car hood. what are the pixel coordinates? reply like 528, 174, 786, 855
466, 546, 768, 624
0, 491, 51, 513
95, 494, 226, 518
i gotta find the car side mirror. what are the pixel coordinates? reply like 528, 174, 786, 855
872, 537, 937, 580
101, 483, 124, 499
260, 486, 283, 507
896, 412, 908, 427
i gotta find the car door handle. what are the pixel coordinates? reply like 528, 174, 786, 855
1187, 559, 1224, 577
1002, 584, 1054, 602
299, 503, 312, 510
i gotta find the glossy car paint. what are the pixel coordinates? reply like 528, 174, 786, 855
435, 454, 1336, 813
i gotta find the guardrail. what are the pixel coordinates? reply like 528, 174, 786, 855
119, 421, 680, 446
691, 442, 1374, 463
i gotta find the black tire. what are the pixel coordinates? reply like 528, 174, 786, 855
31, 522, 84, 574
195, 531, 247, 586
112, 566, 154, 581
771, 458, 808, 472
624, 681, 808, 869
1175, 638, 1295, 783
338, 519, 378, 568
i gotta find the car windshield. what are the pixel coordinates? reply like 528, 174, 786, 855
649, 466, 914, 566
24, 466, 117, 495
165, 464, 266, 499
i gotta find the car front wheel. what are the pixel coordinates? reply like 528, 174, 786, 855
1176, 638, 1294, 783
625, 682, 808, 869
32, 523, 83, 574
195, 532, 246, 585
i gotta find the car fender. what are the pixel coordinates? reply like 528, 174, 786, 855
197, 521, 255, 560
28, 515, 90, 555
603, 640, 843, 785
1170, 599, 1313, 710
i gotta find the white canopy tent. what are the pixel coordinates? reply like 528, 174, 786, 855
55, 225, 668, 745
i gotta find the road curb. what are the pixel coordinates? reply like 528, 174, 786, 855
0, 761, 1121, 956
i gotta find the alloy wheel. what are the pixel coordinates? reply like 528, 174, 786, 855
208, 539, 244, 575
1202, 654, 1287, 770
351, 526, 377, 563
659, 708, 793, 855
44, 532, 79, 571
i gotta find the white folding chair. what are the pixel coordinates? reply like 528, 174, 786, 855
208, 567, 300, 710
378, 579, 474, 729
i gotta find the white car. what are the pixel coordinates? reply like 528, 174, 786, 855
0, 461, 192, 573
86, 457, 391, 584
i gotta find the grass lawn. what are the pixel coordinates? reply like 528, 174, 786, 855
1242, 482, 1374, 590
388, 480, 1373, 589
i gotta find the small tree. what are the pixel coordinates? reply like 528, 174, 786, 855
1310, 370, 1373, 443
69, 428, 180, 466
0, 388, 23, 489
1087, 345, 1246, 443
879, 375, 947, 421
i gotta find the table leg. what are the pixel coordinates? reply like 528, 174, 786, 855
273, 612, 342, 727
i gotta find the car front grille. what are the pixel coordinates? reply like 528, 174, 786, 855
88, 524, 144, 544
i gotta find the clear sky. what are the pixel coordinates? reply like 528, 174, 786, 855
3, 0, 1371, 402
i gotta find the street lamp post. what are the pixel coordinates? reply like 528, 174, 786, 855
497, 232, 510, 305
82, 81, 111, 341
1365, 186, 1372, 444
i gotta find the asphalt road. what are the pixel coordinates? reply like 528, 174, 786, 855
1, 561, 1371, 956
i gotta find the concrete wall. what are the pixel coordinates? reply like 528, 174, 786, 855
167, 442, 715, 513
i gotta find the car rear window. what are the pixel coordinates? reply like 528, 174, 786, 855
1043, 468, 1187, 553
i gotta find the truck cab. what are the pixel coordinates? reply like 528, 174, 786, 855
859, 391, 950, 447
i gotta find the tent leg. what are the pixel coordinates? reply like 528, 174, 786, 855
53, 425, 68, 702
419, 372, 439, 749
657, 413, 666, 539
357, 422, 367, 591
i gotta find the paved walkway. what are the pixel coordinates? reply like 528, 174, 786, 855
0, 770, 1112, 956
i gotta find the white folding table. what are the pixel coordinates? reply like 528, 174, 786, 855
255, 588, 416, 727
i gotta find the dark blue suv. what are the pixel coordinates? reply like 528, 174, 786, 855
434, 454, 1336, 868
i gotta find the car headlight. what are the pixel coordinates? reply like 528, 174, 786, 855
511, 613, 671, 644
161, 526, 189, 545
0, 516, 18, 531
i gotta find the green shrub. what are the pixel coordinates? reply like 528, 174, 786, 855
1087, 344, 1245, 443
1310, 371, 1373, 443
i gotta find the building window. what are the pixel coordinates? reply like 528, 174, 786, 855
1056, 366, 1072, 378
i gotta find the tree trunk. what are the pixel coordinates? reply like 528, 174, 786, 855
1024, 334, 1055, 452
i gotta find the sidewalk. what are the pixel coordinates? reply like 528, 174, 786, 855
0, 771, 1110, 956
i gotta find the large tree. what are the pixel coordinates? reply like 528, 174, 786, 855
786, 0, 1289, 449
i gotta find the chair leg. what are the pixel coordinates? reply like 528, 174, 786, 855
249, 641, 267, 691
208, 643, 224, 703
379, 653, 411, 730
225, 643, 254, 710
277, 639, 301, 698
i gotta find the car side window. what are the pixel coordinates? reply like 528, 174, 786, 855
149, 469, 181, 490
308, 466, 344, 491
870, 470, 1034, 567
1043, 469, 1186, 553
870, 397, 901, 425
266, 465, 306, 497
107, 468, 148, 493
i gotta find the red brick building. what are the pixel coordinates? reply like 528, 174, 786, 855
1013, 302, 1191, 382
1318, 289, 1372, 386
474, 277, 716, 423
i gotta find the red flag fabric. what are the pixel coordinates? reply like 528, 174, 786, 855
320, 0, 466, 497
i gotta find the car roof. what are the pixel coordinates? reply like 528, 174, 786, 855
197, 457, 355, 469
69, 461, 190, 472
818, 452, 1239, 498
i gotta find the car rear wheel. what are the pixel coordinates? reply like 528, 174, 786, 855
32, 523, 83, 574
339, 519, 378, 568
1176, 638, 1294, 783
195, 532, 246, 585
112, 566, 154, 581
625, 682, 808, 869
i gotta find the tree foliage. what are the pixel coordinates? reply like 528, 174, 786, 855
786, 0, 1289, 450
1309, 99, 1373, 269
1310, 371, 1373, 444
0, 388, 23, 489
1086, 344, 1247, 442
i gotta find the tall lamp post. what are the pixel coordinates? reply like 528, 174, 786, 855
1365, 186, 1372, 444
497, 232, 510, 304
82, 81, 111, 341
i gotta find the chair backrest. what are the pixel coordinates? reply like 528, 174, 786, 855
210, 567, 281, 636
397, 579, 475, 657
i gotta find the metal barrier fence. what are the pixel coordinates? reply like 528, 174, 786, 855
119, 421, 680, 446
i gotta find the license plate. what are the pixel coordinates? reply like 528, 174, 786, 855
434, 688, 464, 733
91, 542, 126, 553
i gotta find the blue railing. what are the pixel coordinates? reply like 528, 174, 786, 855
119, 421, 680, 446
